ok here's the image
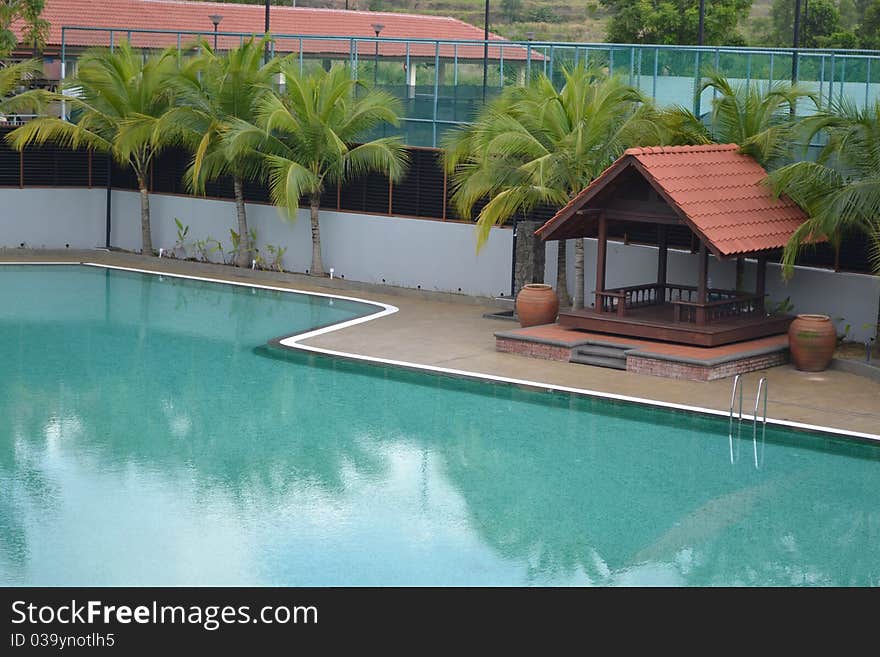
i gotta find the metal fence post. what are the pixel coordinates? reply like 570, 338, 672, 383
432, 41, 440, 147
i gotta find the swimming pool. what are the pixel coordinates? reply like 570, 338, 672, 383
2, 264, 879, 586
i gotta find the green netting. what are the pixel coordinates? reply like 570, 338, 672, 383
59, 28, 880, 146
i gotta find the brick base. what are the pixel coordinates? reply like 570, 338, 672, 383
626, 351, 789, 381
497, 335, 790, 381
496, 337, 571, 362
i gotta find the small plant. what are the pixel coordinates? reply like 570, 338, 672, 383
768, 296, 794, 315
174, 218, 190, 258
265, 244, 287, 272
834, 316, 852, 346
209, 238, 229, 264
192, 238, 212, 263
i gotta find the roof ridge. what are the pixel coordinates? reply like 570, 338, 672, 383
624, 144, 740, 156
138, 0, 481, 26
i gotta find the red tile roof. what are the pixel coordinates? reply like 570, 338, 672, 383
535, 144, 813, 258
18, 0, 528, 60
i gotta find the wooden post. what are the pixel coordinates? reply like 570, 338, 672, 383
657, 224, 668, 303
696, 240, 708, 325
596, 212, 608, 312
756, 256, 767, 313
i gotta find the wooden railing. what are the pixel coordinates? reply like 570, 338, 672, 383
595, 283, 765, 325
672, 293, 766, 325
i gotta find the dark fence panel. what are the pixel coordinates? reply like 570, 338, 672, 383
0, 125, 874, 275
0, 137, 20, 186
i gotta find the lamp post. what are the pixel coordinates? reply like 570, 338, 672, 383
525, 31, 534, 82
264, 0, 271, 63
792, 0, 803, 82
694, 0, 706, 116
481, 0, 489, 101
372, 24, 384, 85
209, 14, 223, 50
697, 0, 705, 45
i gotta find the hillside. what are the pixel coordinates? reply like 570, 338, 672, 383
197, 0, 823, 46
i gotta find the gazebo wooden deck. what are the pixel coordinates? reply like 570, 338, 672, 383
535, 144, 814, 348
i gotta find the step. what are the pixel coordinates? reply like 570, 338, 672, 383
569, 354, 628, 370
573, 345, 631, 359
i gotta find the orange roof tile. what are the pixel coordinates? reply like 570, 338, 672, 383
535, 144, 813, 258
16, 0, 528, 60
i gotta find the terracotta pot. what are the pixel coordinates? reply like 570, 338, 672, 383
789, 314, 836, 372
515, 284, 559, 328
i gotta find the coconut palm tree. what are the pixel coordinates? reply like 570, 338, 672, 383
0, 58, 45, 117
699, 70, 818, 170
159, 38, 278, 268
443, 66, 701, 310
6, 41, 178, 255
768, 99, 880, 276
225, 62, 408, 276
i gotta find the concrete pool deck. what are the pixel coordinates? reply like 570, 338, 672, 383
4, 249, 879, 437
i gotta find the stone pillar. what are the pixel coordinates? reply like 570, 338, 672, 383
513, 220, 546, 298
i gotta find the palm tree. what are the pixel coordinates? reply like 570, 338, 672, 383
6, 41, 178, 255
0, 58, 45, 117
699, 70, 817, 170
768, 99, 880, 277
443, 67, 698, 310
225, 63, 408, 276
160, 38, 278, 268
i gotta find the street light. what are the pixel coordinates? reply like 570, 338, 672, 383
264, 0, 271, 62
525, 32, 534, 82
697, 0, 705, 45
792, 0, 803, 82
209, 14, 223, 51
694, 0, 706, 116
481, 0, 489, 101
372, 23, 384, 85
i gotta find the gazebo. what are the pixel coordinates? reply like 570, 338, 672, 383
535, 144, 812, 347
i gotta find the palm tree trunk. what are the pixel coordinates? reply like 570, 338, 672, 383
573, 238, 585, 310
137, 173, 153, 256
556, 239, 571, 308
233, 176, 251, 268
309, 195, 325, 276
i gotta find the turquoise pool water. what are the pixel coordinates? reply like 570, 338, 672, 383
1, 265, 879, 586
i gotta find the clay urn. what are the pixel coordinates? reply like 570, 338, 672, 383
515, 283, 559, 328
788, 314, 836, 372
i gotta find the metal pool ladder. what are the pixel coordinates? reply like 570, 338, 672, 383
728, 374, 744, 464
728, 375, 768, 468
753, 377, 768, 469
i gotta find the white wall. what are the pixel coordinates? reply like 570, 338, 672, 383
0, 188, 513, 299
0, 188, 107, 249
2, 187, 878, 340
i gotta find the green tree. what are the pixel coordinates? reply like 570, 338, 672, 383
161, 38, 278, 268
601, 0, 753, 45
700, 70, 818, 170
18, 0, 48, 56
769, 0, 840, 47
0, 0, 48, 57
861, 0, 880, 49
225, 63, 408, 276
500, 0, 523, 22
7, 42, 179, 255
768, 100, 880, 275
442, 67, 704, 309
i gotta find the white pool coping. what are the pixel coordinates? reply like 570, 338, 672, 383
5, 260, 880, 444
